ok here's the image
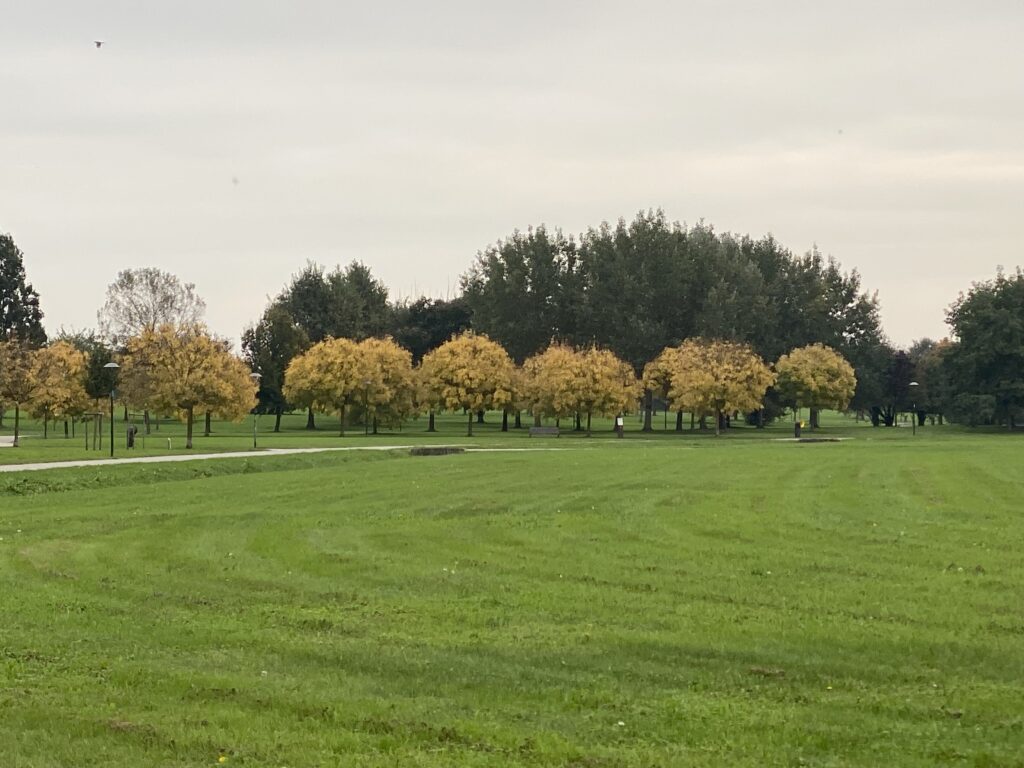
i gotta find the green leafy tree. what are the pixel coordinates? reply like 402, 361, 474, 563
242, 305, 310, 432
279, 261, 390, 344
945, 269, 1024, 428
909, 338, 955, 424
391, 297, 472, 364
462, 226, 578, 363
0, 233, 46, 346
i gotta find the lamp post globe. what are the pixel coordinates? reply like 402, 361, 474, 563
103, 362, 120, 457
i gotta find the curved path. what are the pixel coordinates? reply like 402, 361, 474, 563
0, 444, 568, 473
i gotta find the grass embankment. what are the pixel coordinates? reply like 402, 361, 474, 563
2, 436, 1022, 766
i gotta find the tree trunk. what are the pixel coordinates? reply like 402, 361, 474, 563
586, 411, 592, 437
642, 389, 653, 432
204, 410, 212, 437
476, 410, 485, 424
514, 410, 522, 429
676, 411, 684, 431
501, 410, 508, 432
13, 404, 20, 447
123, 405, 128, 421
938, 413, 944, 425
144, 410, 151, 434
534, 411, 542, 427
306, 410, 316, 430
698, 414, 707, 430
575, 412, 582, 432
467, 410, 473, 437
274, 408, 282, 432
339, 404, 346, 437
715, 408, 722, 437
809, 407, 819, 430
372, 417, 378, 435
64, 419, 69, 438
427, 410, 436, 432
185, 405, 194, 449
43, 415, 48, 439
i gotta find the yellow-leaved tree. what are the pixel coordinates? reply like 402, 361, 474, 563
282, 337, 366, 436
420, 332, 514, 436
575, 346, 640, 435
28, 341, 90, 438
521, 344, 638, 435
642, 346, 680, 403
775, 343, 857, 430
0, 337, 37, 447
667, 338, 775, 436
521, 343, 581, 424
643, 345, 684, 429
120, 324, 257, 448
358, 337, 418, 431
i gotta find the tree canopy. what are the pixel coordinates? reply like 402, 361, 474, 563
282, 337, 366, 436
97, 268, 206, 346
775, 344, 857, 425
420, 332, 515, 436
944, 269, 1024, 427
242, 304, 310, 431
120, 324, 256, 448
663, 339, 775, 436
0, 233, 46, 346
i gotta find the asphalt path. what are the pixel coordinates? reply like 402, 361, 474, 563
0, 444, 568, 473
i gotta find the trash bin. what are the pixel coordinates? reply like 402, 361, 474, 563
794, 421, 802, 438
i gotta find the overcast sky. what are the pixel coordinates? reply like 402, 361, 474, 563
3, 1, 1022, 348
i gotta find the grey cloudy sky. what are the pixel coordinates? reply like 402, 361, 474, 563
3, 1, 1022, 348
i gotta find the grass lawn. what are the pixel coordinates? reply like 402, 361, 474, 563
0, 407, 903, 466
2, 429, 1022, 766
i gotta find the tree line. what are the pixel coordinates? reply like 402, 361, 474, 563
3, 212, 1024, 433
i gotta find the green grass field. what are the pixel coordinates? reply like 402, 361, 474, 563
0, 407, 906, 466
2, 417, 1023, 766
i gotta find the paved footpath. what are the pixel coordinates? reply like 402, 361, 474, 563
0, 444, 567, 473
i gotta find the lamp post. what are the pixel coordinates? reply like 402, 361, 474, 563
363, 378, 372, 436
103, 362, 120, 457
909, 381, 919, 436
249, 372, 262, 449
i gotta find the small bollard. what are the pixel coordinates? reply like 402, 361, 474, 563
794, 421, 802, 438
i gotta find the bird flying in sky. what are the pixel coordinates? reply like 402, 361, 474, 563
94, 40, 104, 48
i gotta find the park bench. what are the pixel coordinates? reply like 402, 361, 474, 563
528, 426, 560, 438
